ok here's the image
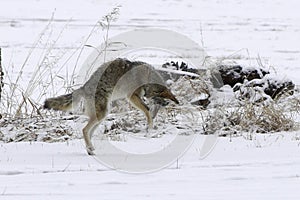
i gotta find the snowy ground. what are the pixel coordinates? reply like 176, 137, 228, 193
1, 134, 300, 199
1, 0, 300, 199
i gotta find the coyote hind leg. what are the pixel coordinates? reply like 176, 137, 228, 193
83, 117, 99, 155
83, 101, 107, 155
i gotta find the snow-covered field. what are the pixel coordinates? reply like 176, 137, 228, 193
1, 134, 300, 199
1, 0, 300, 199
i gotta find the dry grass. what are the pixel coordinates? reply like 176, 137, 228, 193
230, 103, 295, 133
203, 98, 297, 137
1, 6, 298, 144
0, 7, 121, 143
1, 14, 76, 117
0, 7, 120, 119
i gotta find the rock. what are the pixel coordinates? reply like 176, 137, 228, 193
161, 61, 295, 106
219, 65, 294, 100
217, 65, 269, 87
160, 61, 200, 81
264, 78, 294, 98
233, 74, 295, 101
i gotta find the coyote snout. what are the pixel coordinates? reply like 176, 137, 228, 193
44, 58, 179, 155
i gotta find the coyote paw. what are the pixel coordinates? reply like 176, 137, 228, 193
146, 124, 153, 132
86, 146, 95, 156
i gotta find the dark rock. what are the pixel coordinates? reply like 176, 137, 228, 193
233, 76, 295, 101
217, 64, 294, 99
161, 61, 199, 81
161, 61, 295, 106
264, 79, 295, 98
217, 65, 269, 87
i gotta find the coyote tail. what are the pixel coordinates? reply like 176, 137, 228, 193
43, 93, 73, 111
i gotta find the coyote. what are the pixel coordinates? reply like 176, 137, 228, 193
44, 58, 179, 155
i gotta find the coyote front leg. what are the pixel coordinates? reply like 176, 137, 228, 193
129, 93, 153, 129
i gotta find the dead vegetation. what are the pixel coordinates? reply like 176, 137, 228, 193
0, 7, 121, 142
0, 8, 299, 143
0, 114, 79, 142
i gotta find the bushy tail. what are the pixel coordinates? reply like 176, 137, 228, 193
43, 93, 73, 111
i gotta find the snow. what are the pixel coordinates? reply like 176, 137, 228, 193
1, 0, 300, 199
1, 134, 300, 199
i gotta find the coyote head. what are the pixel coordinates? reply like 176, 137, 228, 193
143, 84, 179, 105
